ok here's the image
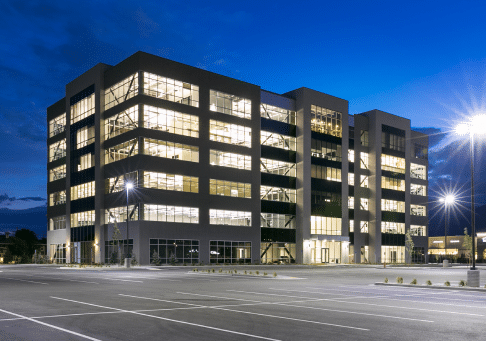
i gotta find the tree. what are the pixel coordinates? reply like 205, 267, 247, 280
405, 229, 414, 265
111, 221, 123, 264
463, 227, 473, 265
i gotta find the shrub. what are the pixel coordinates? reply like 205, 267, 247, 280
410, 278, 417, 285
219, 268, 222, 273
211, 268, 215, 273
256, 270, 259, 275
273, 272, 277, 277
426, 280, 432, 286
384, 277, 389, 283
234, 269, 237, 274
444, 281, 450, 287
396, 277, 403, 284
193, 268, 197, 272
459, 280, 467, 287
264, 272, 268, 276
244, 270, 247, 275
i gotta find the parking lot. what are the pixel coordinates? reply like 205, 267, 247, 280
0, 264, 485, 340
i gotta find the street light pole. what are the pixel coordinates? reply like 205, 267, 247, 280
125, 181, 133, 267
470, 132, 476, 270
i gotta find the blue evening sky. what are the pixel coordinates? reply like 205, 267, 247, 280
1, 0, 486, 209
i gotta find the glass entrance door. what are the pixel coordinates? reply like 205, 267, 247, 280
321, 248, 329, 263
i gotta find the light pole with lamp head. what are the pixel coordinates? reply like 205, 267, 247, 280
456, 115, 486, 286
125, 181, 134, 267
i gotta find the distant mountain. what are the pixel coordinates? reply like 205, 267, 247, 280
0, 206, 47, 238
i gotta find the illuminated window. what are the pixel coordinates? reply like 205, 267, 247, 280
210, 120, 252, 147
360, 198, 369, 211
209, 209, 251, 226
261, 131, 296, 151
410, 184, 426, 196
382, 245, 404, 263
49, 113, 66, 137
105, 205, 139, 223
144, 172, 198, 193
71, 93, 95, 124
105, 172, 138, 194
261, 213, 295, 229
49, 164, 66, 181
143, 105, 198, 138
310, 216, 342, 235
348, 173, 355, 186
76, 153, 94, 171
311, 164, 341, 182
49, 216, 66, 231
348, 149, 355, 162
105, 105, 138, 140
311, 139, 341, 161
105, 138, 138, 164
381, 222, 405, 234
71, 181, 95, 200
50, 244, 66, 264
49, 139, 66, 162
143, 72, 199, 107
76, 125, 95, 149
260, 186, 296, 203
360, 152, 369, 169
411, 204, 426, 216
411, 163, 426, 180
260, 104, 295, 124
261, 158, 296, 177
382, 154, 405, 174
49, 191, 66, 206
210, 150, 251, 170
143, 204, 199, 224
382, 176, 405, 191
410, 225, 426, 236
360, 175, 369, 188
310, 105, 342, 137
381, 199, 405, 213
349, 220, 354, 232
105, 73, 139, 110
71, 210, 95, 227
143, 138, 199, 162
348, 196, 354, 209
210, 90, 251, 119
209, 179, 251, 198
360, 221, 369, 233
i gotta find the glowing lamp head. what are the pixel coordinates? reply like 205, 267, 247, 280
455, 122, 470, 136
443, 194, 455, 205
126, 182, 134, 190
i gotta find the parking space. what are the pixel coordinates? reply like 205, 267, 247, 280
0, 265, 485, 340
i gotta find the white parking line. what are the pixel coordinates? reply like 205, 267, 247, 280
227, 290, 485, 317
50, 296, 281, 341
2, 277, 49, 285
0, 308, 102, 341
125, 293, 370, 331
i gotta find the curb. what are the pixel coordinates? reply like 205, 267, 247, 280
375, 282, 486, 292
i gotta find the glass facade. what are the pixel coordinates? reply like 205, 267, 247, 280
144, 72, 199, 107
144, 171, 198, 193
49, 164, 66, 181
105, 106, 138, 140
105, 205, 138, 223
311, 164, 341, 181
210, 150, 251, 170
49, 216, 66, 231
311, 139, 341, 161
310, 216, 342, 235
49, 139, 66, 162
49, 191, 66, 206
260, 213, 295, 229
209, 209, 251, 226
209, 241, 251, 264
144, 105, 199, 138
209, 179, 251, 198
105, 73, 139, 110
49, 114, 66, 137
71, 210, 95, 227
260, 186, 296, 203
71, 181, 95, 200
144, 138, 199, 162
150, 239, 199, 264
410, 163, 426, 179
105, 138, 139, 164
260, 158, 296, 177
261, 131, 296, 151
260, 104, 295, 124
210, 90, 251, 119
210, 120, 252, 147
143, 205, 199, 224
310, 105, 342, 137
71, 93, 95, 124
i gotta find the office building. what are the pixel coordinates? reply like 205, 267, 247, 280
47, 51, 428, 265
